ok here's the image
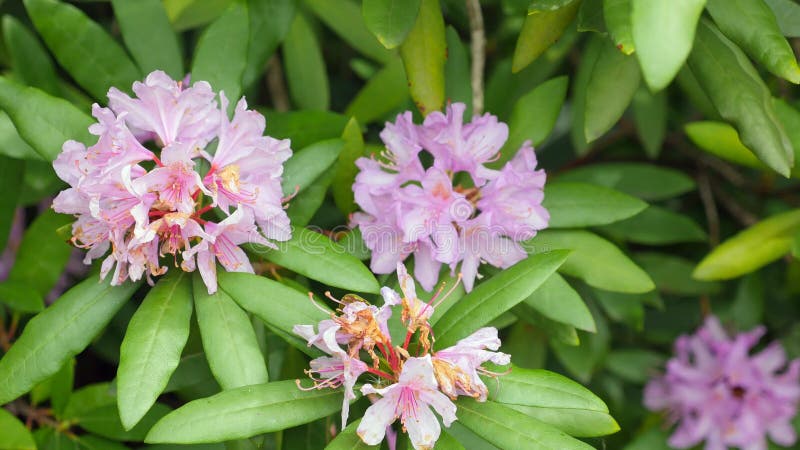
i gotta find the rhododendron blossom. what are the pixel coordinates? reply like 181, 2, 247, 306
52, 71, 291, 294
293, 263, 510, 450
644, 316, 800, 450
351, 103, 549, 292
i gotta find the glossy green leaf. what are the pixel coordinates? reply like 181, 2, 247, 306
512, 0, 581, 73
706, 0, 800, 83
194, 273, 269, 390
0, 279, 140, 405
164, 353, 219, 394
605, 349, 664, 383
503, 76, 568, 158
283, 12, 329, 110
0, 76, 93, 160
456, 398, 596, 449
599, 205, 707, 245
264, 110, 348, 150
305, 0, 392, 63
487, 367, 619, 437
435, 250, 569, 348
287, 170, 334, 227
118, 271, 193, 430
145, 380, 344, 443
332, 118, 364, 215
191, 1, 249, 105
444, 26, 472, 115
513, 303, 580, 346
631, 86, 667, 158
603, 0, 634, 54
324, 420, 378, 449
526, 230, 655, 293
34, 428, 130, 450
2, 15, 60, 95
550, 305, 609, 382
0, 112, 41, 161
684, 121, 767, 170
23, 0, 141, 100
543, 181, 647, 228
164, 0, 234, 31
765, 0, 800, 37
399, 0, 446, 116
217, 271, 331, 356
282, 139, 344, 196
345, 57, 409, 124
242, 0, 296, 89
362, 0, 421, 49
774, 98, 800, 164
0, 408, 35, 450
631, 0, 705, 91
523, 273, 595, 332
570, 35, 603, 154
112, 0, 184, 78
688, 19, 794, 176
0, 156, 23, 254
557, 163, 695, 201
694, 209, 800, 280
584, 39, 641, 142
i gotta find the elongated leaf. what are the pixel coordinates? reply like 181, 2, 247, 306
49, 358, 74, 418
631, 86, 667, 158
435, 251, 569, 348
345, 57, 409, 124
524, 273, 595, 332
603, 0, 634, 54
0, 76, 93, 160
570, 35, 603, 154
0, 408, 35, 450
283, 12, 329, 110
0, 156, 23, 253
513, 303, 579, 346
287, 170, 335, 227
2, 15, 60, 96
164, 0, 235, 31
112, 0, 184, 79
688, 19, 794, 176
543, 181, 647, 228
599, 205, 707, 245
305, 0, 392, 63
0, 278, 140, 405
23, 0, 141, 100
526, 230, 654, 293
622, 428, 672, 450
363, 0, 421, 50
584, 39, 641, 141
194, 273, 269, 390
191, 1, 249, 104
631, 0, 705, 91
399, 0, 446, 116
164, 353, 219, 394
694, 209, 800, 280
444, 26, 472, 114
577, 0, 605, 33
765, 0, 800, 37
512, 0, 581, 73
456, 398, 596, 449
117, 271, 193, 430
145, 380, 344, 443
593, 289, 645, 330
0, 112, 41, 161
242, 0, 296, 89
503, 76, 568, 158
77, 403, 172, 441
706, 0, 800, 83
557, 163, 695, 201
550, 304, 609, 382
282, 139, 344, 196
333, 118, 364, 215
605, 349, 665, 383
265, 110, 348, 150
325, 420, 378, 449
685, 121, 768, 170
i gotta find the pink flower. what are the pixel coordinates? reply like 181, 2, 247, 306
432, 327, 510, 401
644, 316, 800, 450
357, 356, 457, 450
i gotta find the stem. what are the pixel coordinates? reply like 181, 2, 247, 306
266, 56, 291, 112
466, 0, 485, 115
366, 367, 395, 381
194, 204, 214, 218
402, 330, 413, 350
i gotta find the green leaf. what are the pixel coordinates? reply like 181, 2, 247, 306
305, 0, 392, 63
333, 118, 364, 215
264, 110, 348, 150
145, 380, 344, 444
765, 0, 800, 37
0, 156, 23, 253
706, 0, 800, 84
526, 230, 655, 293
242, 0, 296, 89
324, 420, 378, 449
434, 250, 569, 348
503, 76, 568, 158
774, 98, 800, 165
603, 0, 634, 54
631, 85, 667, 158
631, 0, 705, 91
694, 209, 800, 280
283, 12, 329, 110
257, 226, 380, 293
556, 162, 695, 201
345, 57, 409, 124
49, 358, 75, 418
164, 0, 235, 31
217, 272, 331, 357
164, 353, 219, 394
543, 181, 647, 228
76, 403, 172, 441
727, 273, 765, 330
282, 139, 344, 196
487, 367, 619, 437
688, 19, 794, 176
0, 112, 41, 161
0, 76, 93, 160
191, 1, 249, 105
512, 0, 581, 73
287, 170, 335, 227
23, 0, 142, 100
34, 428, 129, 450
0, 278, 140, 405
584, 39, 641, 142
605, 349, 664, 383
0, 408, 35, 450
399, 0, 446, 116
636, 252, 721, 295
599, 205, 707, 245
117, 271, 193, 430
684, 121, 787, 174
444, 26, 472, 115
577, 0, 605, 33
550, 304, 609, 382
111, 0, 184, 78
523, 273, 595, 332
362, 0, 421, 49
570, 35, 603, 155
2, 15, 61, 96
513, 304, 579, 346
456, 398, 596, 449
194, 273, 269, 390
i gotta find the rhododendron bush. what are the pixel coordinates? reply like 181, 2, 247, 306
0, 0, 799, 449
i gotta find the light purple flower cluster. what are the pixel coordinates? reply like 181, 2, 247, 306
52, 71, 291, 294
293, 263, 510, 450
644, 316, 800, 450
351, 103, 549, 292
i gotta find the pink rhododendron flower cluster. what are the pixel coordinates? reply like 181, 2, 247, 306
644, 316, 800, 450
294, 263, 510, 450
351, 103, 549, 292
52, 71, 292, 294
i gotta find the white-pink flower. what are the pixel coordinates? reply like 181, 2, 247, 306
433, 327, 511, 400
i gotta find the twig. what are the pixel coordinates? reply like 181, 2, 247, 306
466, 0, 485, 115
697, 169, 720, 246
711, 183, 758, 227
266, 56, 291, 112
